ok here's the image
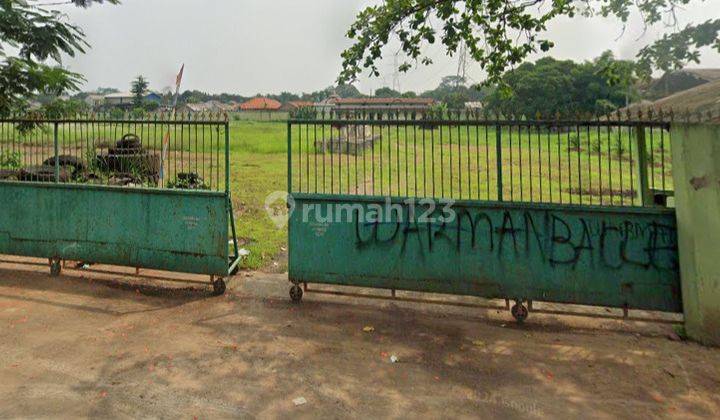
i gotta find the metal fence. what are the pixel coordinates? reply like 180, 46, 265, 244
0, 114, 229, 192
288, 115, 673, 207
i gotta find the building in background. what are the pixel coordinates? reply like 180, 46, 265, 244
238, 97, 282, 111
646, 69, 720, 100
331, 97, 435, 117
280, 101, 315, 112
104, 91, 163, 108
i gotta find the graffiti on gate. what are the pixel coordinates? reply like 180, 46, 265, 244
352, 205, 678, 271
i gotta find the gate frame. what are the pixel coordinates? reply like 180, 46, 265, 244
285, 116, 681, 321
0, 115, 242, 294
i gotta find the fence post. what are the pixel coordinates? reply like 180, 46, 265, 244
287, 121, 292, 194
224, 121, 230, 196
634, 124, 652, 206
53, 122, 59, 183
495, 124, 503, 201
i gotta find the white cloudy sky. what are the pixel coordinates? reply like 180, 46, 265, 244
56, 0, 720, 95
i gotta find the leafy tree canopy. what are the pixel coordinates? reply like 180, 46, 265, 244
375, 86, 402, 97
0, 0, 119, 116
483, 52, 637, 117
339, 0, 720, 86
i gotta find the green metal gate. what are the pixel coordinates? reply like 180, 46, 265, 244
0, 114, 241, 294
287, 114, 681, 320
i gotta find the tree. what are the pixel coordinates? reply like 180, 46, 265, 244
375, 87, 401, 97
0, 0, 119, 116
339, 1, 720, 86
422, 75, 488, 109
482, 54, 633, 117
131, 75, 149, 107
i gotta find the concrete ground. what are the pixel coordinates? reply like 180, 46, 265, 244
0, 256, 719, 419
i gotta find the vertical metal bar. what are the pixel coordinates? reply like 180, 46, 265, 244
225, 121, 230, 196
607, 123, 613, 205
495, 124, 503, 202
287, 121, 292, 193
53, 122, 59, 183
440, 124, 444, 198
661, 126, 666, 193
509, 125, 514, 201
298, 122, 302, 193
634, 124, 651, 206
576, 125, 582, 205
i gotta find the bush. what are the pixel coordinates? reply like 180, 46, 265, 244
0, 151, 22, 170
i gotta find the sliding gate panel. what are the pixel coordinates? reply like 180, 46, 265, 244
0, 115, 241, 278
288, 116, 681, 313
289, 195, 681, 312
0, 182, 229, 276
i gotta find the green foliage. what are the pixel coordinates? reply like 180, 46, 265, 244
425, 103, 448, 119
339, 0, 719, 87
109, 108, 125, 119
290, 106, 317, 120
131, 75, 149, 107
483, 53, 636, 117
0, 0, 118, 116
0, 151, 22, 170
568, 135, 581, 151
420, 76, 488, 110
375, 87, 401, 98
130, 107, 146, 119
40, 98, 90, 118
143, 101, 160, 112
613, 135, 627, 159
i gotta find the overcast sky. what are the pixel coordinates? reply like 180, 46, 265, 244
57, 0, 720, 96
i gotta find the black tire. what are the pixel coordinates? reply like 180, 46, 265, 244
290, 284, 303, 303
511, 302, 529, 323
212, 278, 226, 296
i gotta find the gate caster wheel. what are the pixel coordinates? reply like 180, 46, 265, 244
511, 302, 529, 323
212, 278, 227, 296
49, 258, 62, 277
290, 284, 303, 303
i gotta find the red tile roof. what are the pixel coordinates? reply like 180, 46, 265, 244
239, 97, 282, 110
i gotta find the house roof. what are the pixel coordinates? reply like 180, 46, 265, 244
104, 91, 160, 99
239, 97, 282, 110
676, 68, 720, 82
285, 101, 315, 109
623, 78, 720, 123
333, 97, 435, 106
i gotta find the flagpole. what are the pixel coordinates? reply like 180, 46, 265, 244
159, 64, 184, 186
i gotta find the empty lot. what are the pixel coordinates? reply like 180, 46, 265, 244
0, 257, 718, 419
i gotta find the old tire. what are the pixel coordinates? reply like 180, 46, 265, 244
511, 302, 529, 323
212, 278, 226, 296
290, 285, 303, 303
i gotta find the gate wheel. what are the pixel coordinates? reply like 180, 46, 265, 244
290, 284, 303, 303
212, 278, 227, 296
511, 301, 529, 323
49, 258, 62, 277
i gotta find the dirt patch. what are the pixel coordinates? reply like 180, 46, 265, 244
0, 257, 718, 418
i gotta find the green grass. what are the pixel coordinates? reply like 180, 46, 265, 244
227, 121, 288, 269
